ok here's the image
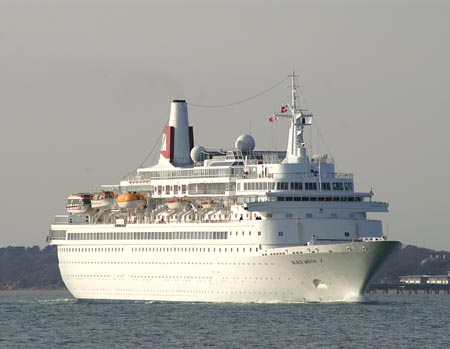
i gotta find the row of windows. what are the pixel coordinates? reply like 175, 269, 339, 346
62, 261, 274, 269
67, 231, 229, 241
240, 181, 353, 191
153, 182, 237, 195
62, 246, 260, 253
145, 167, 242, 181
65, 274, 213, 280
129, 179, 352, 194
65, 275, 286, 281
62, 247, 124, 252
276, 196, 362, 202
66, 288, 291, 296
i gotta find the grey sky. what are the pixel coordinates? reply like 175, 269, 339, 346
1, 0, 449, 250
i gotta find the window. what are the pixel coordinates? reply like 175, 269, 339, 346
345, 232, 350, 237
333, 182, 344, 191
344, 182, 353, 191
278, 232, 283, 237
305, 182, 317, 190
277, 182, 289, 190
291, 182, 303, 190
321, 183, 331, 190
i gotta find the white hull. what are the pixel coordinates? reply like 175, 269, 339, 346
56, 239, 398, 302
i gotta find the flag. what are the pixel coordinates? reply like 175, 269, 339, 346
281, 105, 288, 113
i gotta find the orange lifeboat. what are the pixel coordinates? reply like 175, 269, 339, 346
201, 200, 219, 209
166, 198, 192, 210
117, 192, 147, 209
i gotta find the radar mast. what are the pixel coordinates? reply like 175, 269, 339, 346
271, 71, 313, 164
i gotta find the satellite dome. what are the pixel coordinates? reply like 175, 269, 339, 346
190, 145, 207, 162
235, 134, 255, 152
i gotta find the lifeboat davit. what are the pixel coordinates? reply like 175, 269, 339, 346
117, 192, 147, 209
91, 191, 116, 210
166, 198, 192, 210
201, 200, 219, 209
66, 193, 92, 214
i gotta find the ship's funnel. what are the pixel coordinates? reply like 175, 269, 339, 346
159, 100, 194, 167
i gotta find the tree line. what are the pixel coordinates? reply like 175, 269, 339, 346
0, 246, 64, 290
374, 245, 450, 283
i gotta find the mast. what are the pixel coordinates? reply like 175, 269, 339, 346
272, 71, 313, 164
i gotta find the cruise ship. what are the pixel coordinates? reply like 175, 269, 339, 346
48, 74, 400, 302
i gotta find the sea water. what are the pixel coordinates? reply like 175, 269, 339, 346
0, 291, 448, 348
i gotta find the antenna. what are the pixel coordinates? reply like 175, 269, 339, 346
271, 71, 313, 164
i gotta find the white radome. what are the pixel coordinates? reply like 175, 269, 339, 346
235, 134, 256, 152
190, 145, 207, 162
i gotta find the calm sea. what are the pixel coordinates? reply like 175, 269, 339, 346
0, 291, 448, 349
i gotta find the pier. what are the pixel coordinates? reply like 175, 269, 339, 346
368, 283, 450, 294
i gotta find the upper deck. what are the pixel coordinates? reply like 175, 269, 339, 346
48, 75, 390, 249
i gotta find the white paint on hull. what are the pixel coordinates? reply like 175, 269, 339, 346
57, 240, 398, 302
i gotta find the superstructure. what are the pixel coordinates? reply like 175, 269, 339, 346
48, 73, 400, 302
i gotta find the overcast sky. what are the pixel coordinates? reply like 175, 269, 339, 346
1, 0, 449, 250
